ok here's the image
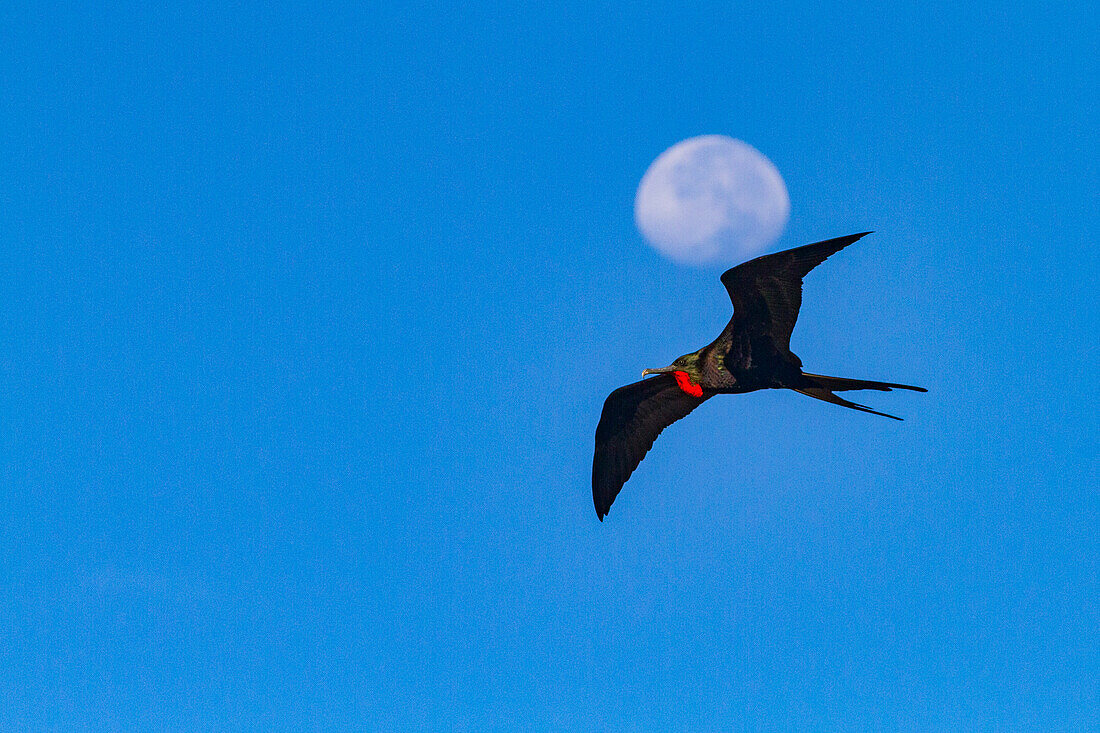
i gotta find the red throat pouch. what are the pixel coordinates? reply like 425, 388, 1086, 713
672, 371, 704, 398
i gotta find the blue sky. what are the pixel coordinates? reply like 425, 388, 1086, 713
1, 1, 1097, 730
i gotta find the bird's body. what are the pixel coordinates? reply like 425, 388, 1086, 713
593, 232, 926, 520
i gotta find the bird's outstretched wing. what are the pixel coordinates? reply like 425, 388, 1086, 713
720, 232, 871, 357
593, 374, 710, 520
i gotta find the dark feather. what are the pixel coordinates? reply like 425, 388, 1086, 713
592, 374, 709, 520
792, 387, 903, 420
719, 232, 871, 358
801, 372, 927, 393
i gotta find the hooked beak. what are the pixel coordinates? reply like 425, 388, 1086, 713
642, 366, 676, 378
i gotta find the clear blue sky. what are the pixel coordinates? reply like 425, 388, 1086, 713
2, 1, 1097, 730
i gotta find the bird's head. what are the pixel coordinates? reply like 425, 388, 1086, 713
642, 351, 702, 380
643, 352, 705, 397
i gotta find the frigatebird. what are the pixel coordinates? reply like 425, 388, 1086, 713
592, 232, 925, 520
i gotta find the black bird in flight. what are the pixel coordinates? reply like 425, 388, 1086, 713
592, 232, 926, 520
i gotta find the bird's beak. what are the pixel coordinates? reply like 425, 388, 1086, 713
642, 367, 675, 377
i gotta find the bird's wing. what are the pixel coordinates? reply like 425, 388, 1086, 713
719, 232, 871, 355
593, 374, 710, 520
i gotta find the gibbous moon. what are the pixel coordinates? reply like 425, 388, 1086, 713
634, 135, 790, 265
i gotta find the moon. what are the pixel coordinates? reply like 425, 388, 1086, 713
634, 135, 790, 265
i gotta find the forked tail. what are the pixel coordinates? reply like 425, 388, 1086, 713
794, 372, 927, 421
